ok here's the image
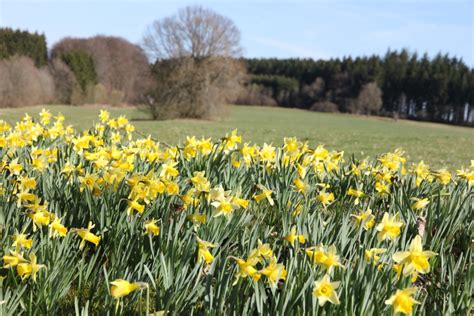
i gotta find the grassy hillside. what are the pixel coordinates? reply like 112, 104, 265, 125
0, 105, 472, 168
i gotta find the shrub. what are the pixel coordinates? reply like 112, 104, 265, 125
0, 56, 54, 107
142, 57, 245, 120
310, 101, 340, 113
349, 82, 383, 115
235, 84, 277, 106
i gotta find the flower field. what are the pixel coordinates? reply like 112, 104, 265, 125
0, 110, 472, 315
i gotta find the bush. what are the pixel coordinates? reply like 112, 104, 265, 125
349, 82, 383, 115
235, 84, 277, 106
309, 101, 339, 113
142, 57, 245, 120
0, 56, 54, 107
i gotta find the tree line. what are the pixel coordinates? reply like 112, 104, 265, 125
242, 51, 474, 125
0, 28, 47, 67
1, 12, 473, 126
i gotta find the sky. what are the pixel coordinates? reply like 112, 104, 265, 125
1, 0, 473, 66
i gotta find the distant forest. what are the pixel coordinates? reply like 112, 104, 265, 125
1, 28, 473, 126
241, 52, 474, 125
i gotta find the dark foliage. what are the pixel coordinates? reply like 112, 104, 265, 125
243, 49, 474, 125
0, 28, 48, 67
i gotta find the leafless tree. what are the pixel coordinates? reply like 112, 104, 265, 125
143, 6, 241, 60
49, 58, 78, 104
350, 82, 383, 115
0, 56, 54, 107
141, 6, 246, 119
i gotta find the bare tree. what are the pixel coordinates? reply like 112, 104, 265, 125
350, 82, 383, 115
0, 56, 54, 108
143, 6, 241, 60
49, 58, 78, 104
141, 6, 246, 119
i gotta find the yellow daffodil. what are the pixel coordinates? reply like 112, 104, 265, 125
27, 209, 51, 231
127, 199, 145, 216
49, 217, 68, 238
231, 189, 249, 209
3, 250, 27, 268
8, 158, 23, 175
364, 248, 386, 265
231, 257, 261, 284
305, 245, 344, 273
385, 287, 420, 315
110, 279, 145, 299
316, 191, 334, 207
186, 213, 207, 225
294, 177, 310, 195
144, 219, 160, 236
375, 181, 390, 195
259, 257, 287, 286
211, 195, 235, 217
433, 169, 451, 185
247, 240, 273, 265
283, 226, 306, 245
312, 274, 340, 306
160, 161, 179, 179
197, 237, 217, 265
254, 184, 274, 206
16, 253, 45, 281
75, 222, 101, 249
347, 187, 364, 205
11, 232, 33, 250
392, 235, 437, 276
351, 209, 375, 230
411, 198, 429, 211
376, 213, 404, 242
190, 171, 210, 192
99, 110, 110, 123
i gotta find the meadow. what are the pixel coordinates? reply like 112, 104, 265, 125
0, 108, 472, 315
0, 105, 473, 169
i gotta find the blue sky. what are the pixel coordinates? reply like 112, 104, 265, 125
1, 0, 473, 66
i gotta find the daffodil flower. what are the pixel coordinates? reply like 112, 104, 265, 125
259, 257, 287, 286
312, 274, 340, 306
110, 279, 146, 299
254, 184, 274, 206
283, 226, 306, 246
144, 219, 160, 236
230, 256, 261, 284
16, 253, 46, 282
75, 222, 101, 249
376, 212, 404, 242
196, 237, 217, 265
305, 245, 344, 273
392, 235, 437, 276
385, 287, 420, 315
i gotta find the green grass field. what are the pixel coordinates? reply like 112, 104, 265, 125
0, 105, 473, 169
